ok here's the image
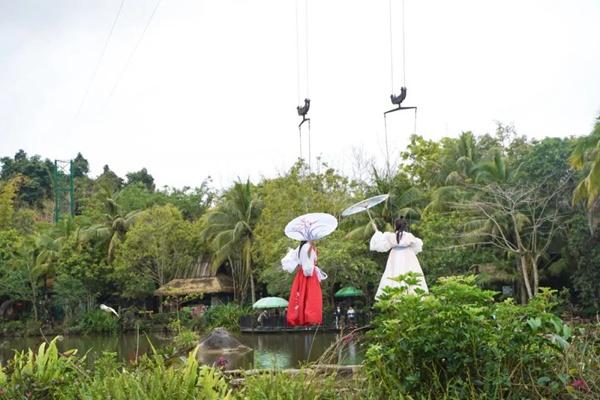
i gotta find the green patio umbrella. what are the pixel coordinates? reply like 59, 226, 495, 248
335, 286, 364, 298
252, 297, 289, 309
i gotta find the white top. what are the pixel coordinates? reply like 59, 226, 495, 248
369, 231, 423, 254
281, 244, 328, 281
369, 230, 427, 298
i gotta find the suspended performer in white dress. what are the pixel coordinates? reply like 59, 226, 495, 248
370, 216, 428, 299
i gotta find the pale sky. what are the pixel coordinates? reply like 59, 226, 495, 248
1, 0, 599, 188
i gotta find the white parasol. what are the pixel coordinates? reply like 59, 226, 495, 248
284, 213, 338, 241
341, 194, 389, 223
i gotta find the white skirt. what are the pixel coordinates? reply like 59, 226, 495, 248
375, 246, 428, 299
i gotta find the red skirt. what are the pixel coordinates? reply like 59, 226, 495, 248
286, 268, 323, 326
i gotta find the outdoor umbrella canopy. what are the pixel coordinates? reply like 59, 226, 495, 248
252, 297, 289, 309
341, 194, 389, 222
284, 212, 338, 241
334, 286, 364, 298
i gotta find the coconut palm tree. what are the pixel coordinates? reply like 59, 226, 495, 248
200, 180, 262, 304
80, 186, 140, 262
473, 150, 520, 184
570, 116, 600, 210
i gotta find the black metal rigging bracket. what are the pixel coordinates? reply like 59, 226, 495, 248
297, 98, 311, 128
384, 87, 416, 115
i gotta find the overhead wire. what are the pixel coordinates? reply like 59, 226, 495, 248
304, 0, 310, 97
388, 0, 394, 93
384, 0, 416, 175
295, 0, 301, 105
74, 0, 126, 119
105, 0, 162, 106
295, 0, 302, 160
402, 0, 406, 87
295, 0, 312, 170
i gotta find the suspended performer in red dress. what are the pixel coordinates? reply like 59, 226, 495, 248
281, 240, 328, 326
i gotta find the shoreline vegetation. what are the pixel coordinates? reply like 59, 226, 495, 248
0, 278, 597, 399
1, 118, 600, 397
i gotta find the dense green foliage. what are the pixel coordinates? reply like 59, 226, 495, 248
1, 114, 600, 333
201, 304, 249, 332
0, 338, 232, 399
234, 371, 350, 399
364, 274, 594, 399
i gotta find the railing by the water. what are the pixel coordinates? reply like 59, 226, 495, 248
239, 313, 367, 332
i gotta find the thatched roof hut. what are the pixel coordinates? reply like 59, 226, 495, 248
154, 256, 234, 302
154, 275, 234, 297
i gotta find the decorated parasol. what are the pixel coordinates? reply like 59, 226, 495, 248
284, 213, 338, 241
341, 194, 389, 223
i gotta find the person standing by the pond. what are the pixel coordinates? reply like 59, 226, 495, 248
334, 305, 342, 329
257, 309, 269, 326
346, 305, 356, 327
281, 240, 328, 326
370, 216, 428, 299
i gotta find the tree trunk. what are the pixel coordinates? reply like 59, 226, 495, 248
244, 241, 256, 305
532, 255, 539, 295
250, 272, 256, 305
30, 279, 38, 321
519, 256, 533, 302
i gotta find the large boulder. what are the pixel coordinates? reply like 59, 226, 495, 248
198, 327, 252, 354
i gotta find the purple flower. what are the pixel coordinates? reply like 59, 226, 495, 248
215, 356, 229, 368
571, 379, 589, 392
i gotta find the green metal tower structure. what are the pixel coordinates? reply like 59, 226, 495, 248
53, 159, 75, 223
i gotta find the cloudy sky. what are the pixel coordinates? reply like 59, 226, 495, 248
1, 0, 599, 188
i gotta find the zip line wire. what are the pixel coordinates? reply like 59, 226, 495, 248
74, 0, 126, 119
106, 0, 162, 106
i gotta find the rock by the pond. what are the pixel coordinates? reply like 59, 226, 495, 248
198, 327, 252, 354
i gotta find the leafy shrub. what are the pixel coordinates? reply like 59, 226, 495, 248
173, 329, 200, 352
24, 318, 41, 337
364, 273, 575, 399
79, 347, 232, 400
0, 338, 231, 400
79, 309, 119, 334
0, 320, 24, 336
235, 371, 348, 400
151, 311, 174, 327
202, 304, 249, 332
0, 337, 82, 399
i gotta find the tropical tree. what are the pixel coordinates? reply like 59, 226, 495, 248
201, 180, 262, 304
0, 176, 21, 229
570, 116, 600, 211
456, 182, 567, 302
80, 186, 140, 262
473, 151, 519, 184
114, 204, 195, 307
0, 233, 60, 321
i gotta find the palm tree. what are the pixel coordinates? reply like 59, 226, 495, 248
473, 150, 520, 184
440, 131, 481, 185
570, 116, 600, 210
424, 132, 483, 212
81, 186, 140, 262
200, 180, 261, 304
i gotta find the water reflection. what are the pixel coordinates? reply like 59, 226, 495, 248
0, 334, 168, 365
0, 331, 363, 370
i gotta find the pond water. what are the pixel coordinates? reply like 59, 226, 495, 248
0, 331, 363, 370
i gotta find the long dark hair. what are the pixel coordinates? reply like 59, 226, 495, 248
395, 216, 408, 244
298, 240, 308, 257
